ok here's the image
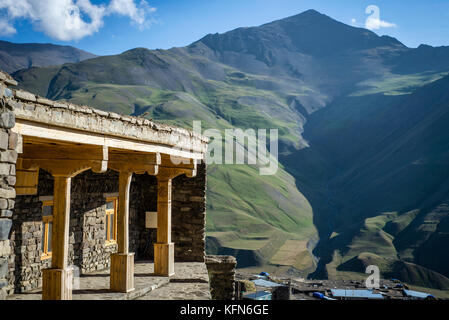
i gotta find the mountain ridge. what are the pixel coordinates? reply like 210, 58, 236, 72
0, 40, 97, 74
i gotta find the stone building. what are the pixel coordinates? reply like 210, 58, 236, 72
0, 68, 212, 300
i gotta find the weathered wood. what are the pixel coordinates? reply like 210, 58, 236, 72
157, 178, 172, 244
109, 171, 136, 293
21, 144, 108, 161
21, 158, 108, 177
42, 175, 72, 300
109, 152, 160, 164
154, 243, 174, 276
160, 154, 197, 170
157, 166, 197, 180
110, 253, 134, 293
42, 268, 73, 300
109, 162, 158, 175
117, 171, 132, 254
15, 165, 39, 195
51, 176, 71, 269
154, 178, 175, 276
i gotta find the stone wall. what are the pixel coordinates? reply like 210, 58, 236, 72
0, 72, 19, 299
10, 170, 120, 292
172, 162, 206, 262
134, 162, 207, 262
205, 255, 237, 300
8, 165, 207, 294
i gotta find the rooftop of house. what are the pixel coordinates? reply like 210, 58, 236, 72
0, 69, 208, 159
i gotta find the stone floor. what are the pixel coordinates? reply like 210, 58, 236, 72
7, 261, 211, 300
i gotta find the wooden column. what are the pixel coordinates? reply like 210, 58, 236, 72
108, 152, 160, 292
154, 178, 174, 276
110, 171, 135, 292
153, 160, 197, 277
20, 143, 109, 300
42, 175, 73, 300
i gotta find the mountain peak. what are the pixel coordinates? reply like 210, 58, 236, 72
196, 9, 405, 58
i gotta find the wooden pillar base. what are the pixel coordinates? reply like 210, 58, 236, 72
42, 268, 73, 300
154, 242, 175, 276
110, 253, 135, 293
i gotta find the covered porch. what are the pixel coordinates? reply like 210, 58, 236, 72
9, 92, 208, 300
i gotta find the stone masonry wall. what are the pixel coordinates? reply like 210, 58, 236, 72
8, 166, 207, 294
0, 72, 19, 299
205, 255, 237, 300
172, 162, 207, 262
10, 169, 122, 292
134, 162, 207, 262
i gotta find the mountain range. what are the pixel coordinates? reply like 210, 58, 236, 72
0, 40, 97, 74
3, 9, 449, 291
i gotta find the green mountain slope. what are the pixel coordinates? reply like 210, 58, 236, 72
288, 75, 449, 288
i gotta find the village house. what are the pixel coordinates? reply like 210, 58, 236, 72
0, 68, 236, 300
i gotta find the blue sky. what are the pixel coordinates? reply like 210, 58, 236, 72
1, 0, 449, 56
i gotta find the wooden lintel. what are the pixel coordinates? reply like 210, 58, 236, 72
22, 144, 108, 161
160, 154, 197, 170
19, 144, 108, 177
20, 159, 108, 177
108, 162, 158, 175
109, 152, 160, 165
157, 166, 196, 180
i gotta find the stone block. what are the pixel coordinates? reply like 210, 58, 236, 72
0, 219, 12, 240
0, 132, 8, 150
0, 210, 12, 218
0, 164, 11, 175
14, 90, 36, 102
0, 111, 14, 129
0, 258, 7, 278
8, 132, 18, 150
0, 241, 10, 257
0, 187, 15, 199
5, 176, 15, 186
0, 150, 17, 163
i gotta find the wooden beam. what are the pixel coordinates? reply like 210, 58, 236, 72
42, 175, 72, 300
157, 178, 172, 244
117, 171, 132, 254
108, 152, 160, 175
110, 171, 135, 293
154, 177, 175, 276
21, 144, 108, 161
51, 176, 71, 269
15, 159, 39, 195
19, 144, 108, 177
160, 154, 197, 169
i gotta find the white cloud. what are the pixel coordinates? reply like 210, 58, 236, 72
365, 17, 396, 30
109, 0, 156, 28
364, 5, 396, 30
0, 0, 156, 41
0, 18, 16, 35
350, 18, 357, 26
